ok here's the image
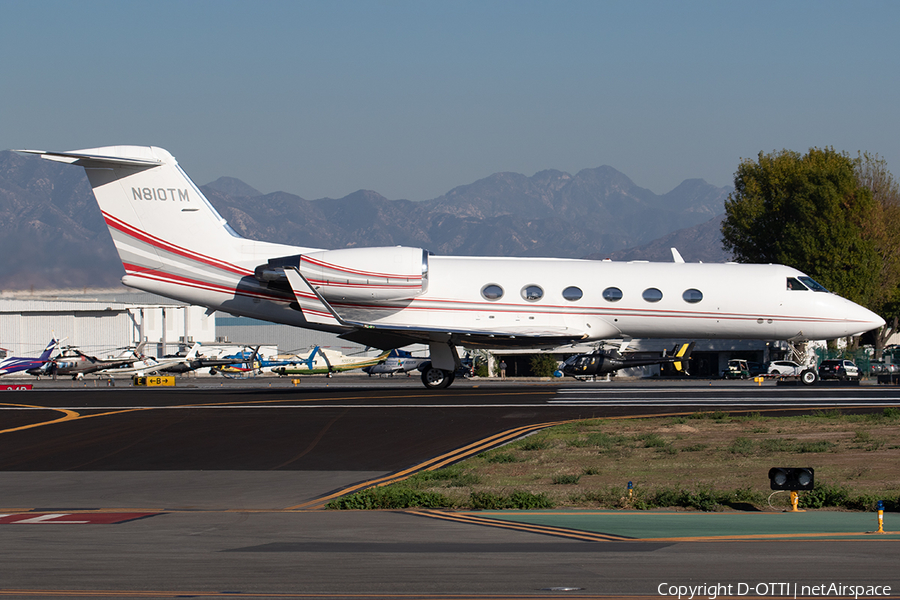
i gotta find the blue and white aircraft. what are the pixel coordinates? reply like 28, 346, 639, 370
363, 349, 429, 376
0, 339, 60, 377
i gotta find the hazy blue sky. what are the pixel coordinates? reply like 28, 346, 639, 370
3, 0, 898, 201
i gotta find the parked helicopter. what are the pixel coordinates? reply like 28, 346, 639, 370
560, 342, 694, 380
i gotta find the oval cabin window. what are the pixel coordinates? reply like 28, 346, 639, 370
521, 285, 544, 301
682, 289, 703, 303
562, 286, 583, 301
602, 287, 623, 302
642, 288, 663, 303
481, 284, 504, 301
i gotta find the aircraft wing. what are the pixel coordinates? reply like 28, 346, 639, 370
338, 323, 590, 350
283, 267, 590, 350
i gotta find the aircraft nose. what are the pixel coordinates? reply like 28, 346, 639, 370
847, 301, 885, 336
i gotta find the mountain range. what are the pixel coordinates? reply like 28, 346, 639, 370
0, 150, 732, 290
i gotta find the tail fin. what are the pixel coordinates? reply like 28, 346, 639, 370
185, 343, 201, 360
39, 339, 59, 361
19, 147, 248, 278
301, 346, 320, 370
672, 342, 695, 372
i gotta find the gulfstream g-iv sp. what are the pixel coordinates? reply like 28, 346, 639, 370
18, 146, 885, 388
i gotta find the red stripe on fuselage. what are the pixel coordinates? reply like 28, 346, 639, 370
306, 278, 422, 291
122, 264, 292, 304
301, 255, 422, 281
102, 212, 252, 277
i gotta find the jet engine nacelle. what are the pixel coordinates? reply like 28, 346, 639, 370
257, 246, 429, 302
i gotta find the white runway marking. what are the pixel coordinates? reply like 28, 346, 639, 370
551, 388, 900, 407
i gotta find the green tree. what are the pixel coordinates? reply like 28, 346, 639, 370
722, 148, 881, 307
529, 353, 559, 377
855, 152, 900, 357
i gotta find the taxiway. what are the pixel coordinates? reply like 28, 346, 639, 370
1, 377, 899, 599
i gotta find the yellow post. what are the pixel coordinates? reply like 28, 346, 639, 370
877, 500, 885, 533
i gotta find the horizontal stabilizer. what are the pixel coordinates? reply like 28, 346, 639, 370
16, 149, 162, 168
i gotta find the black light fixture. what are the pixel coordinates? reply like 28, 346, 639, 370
768, 467, 814, 491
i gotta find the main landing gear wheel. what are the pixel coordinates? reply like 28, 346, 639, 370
421, 367, 455, 389
800, 369, 818, 386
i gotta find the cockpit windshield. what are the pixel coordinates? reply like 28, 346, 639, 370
787, 276, 830, 292
787, 277, 807, 291
798, 276, 829, 292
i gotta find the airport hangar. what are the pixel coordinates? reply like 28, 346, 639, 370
1, 287, 795, 378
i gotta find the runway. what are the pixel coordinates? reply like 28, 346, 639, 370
1, 377, 899, 599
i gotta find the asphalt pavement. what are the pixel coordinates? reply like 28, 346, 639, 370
1, 377, 899, 599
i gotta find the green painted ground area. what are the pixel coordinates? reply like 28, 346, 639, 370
470, 510, 900, 541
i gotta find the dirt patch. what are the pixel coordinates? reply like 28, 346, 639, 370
418, 410, 900, 510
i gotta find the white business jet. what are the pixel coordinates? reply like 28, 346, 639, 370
17, 147, 884, 388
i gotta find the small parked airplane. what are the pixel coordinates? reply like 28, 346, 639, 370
272, 346, 389, 376
96, 343, 201, 378
362, 349, 430, 376
0, 339, 60, 377
17, 146, 886, 388
560, 342, 695, 380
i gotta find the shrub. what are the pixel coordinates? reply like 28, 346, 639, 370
469, 490, 554, 509
758, 438, 794, 453
637, 433, 667, 448
647, 487, 720, 512
585, 432, 626, 450
485, 452, 519, 464
328, 487, 452, 510
529, 354, 560, 377
728, 437, 755, 455
508, 490, 554, 509
717, 487, 765, 508
519, 437, 550, 451
799, 483, 850, 509
469, 492, 508, 510
795, 440, 834, 453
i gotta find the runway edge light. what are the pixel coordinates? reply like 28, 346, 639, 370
876, 500, 885, 534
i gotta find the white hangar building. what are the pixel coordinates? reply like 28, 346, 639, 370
0, 288, 370, 361
0, 290, 214, 359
